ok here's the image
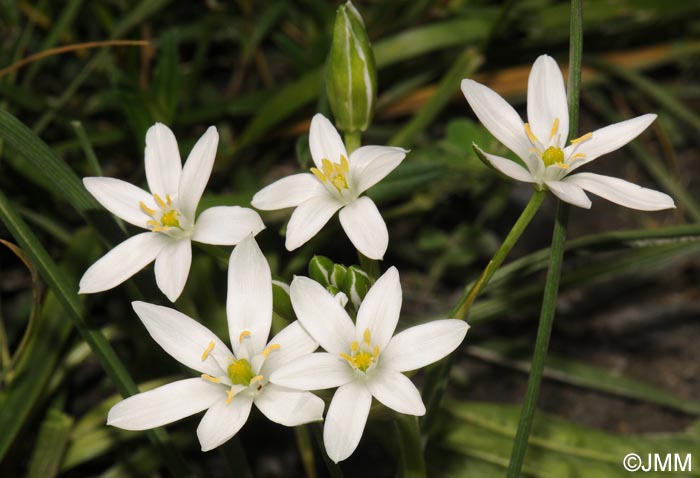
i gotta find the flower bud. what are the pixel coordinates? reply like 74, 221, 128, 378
340, 265, 371, 309
309, 255, 335, 287
325, 1, 377, 133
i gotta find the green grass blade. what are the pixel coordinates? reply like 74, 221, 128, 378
27, 408, 74, 478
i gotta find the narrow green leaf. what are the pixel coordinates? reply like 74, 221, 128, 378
27, 409, 74, 478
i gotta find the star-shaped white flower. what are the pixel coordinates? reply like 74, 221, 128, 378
461, 54, 675, 210
270, 267, 469, 463
107, 236, 324, 451
79, 123, 265, 301
251, 113, 407, 260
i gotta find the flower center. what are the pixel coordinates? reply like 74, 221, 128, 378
228, 358, 255, 386
542, 146, 565, 167
311, 156, 350, 192
340, 328, 379, 373
140, 193, 183, 232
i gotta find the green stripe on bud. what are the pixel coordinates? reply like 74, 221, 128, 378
341, 265, 371, 309
309, 255, 335, 287
326, 1, 377, 133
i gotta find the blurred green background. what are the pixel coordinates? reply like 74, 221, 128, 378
1, 0, 699, 476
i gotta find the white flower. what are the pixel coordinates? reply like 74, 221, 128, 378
270, 267, 469, 463
79, 123, 265, 302
107, 236, 323, 452
251, 113, 406, 260
461, 55, 675, 211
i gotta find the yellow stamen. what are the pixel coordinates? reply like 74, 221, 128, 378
146, 220, 160, 228
310, 167, 325, 182
321, 158, 334, 176
225, 389, 234, 405
262, 344, 281, 358
352, 351, 374, 370
239, 330, 251, 343
153, 194, 167, 209
549, 118, 560, 140
201, 340, 215, 361
524, 123, 540, 144
363, 328, 371, 345
570, 132, 593, 144
350, 341, 359, 353
570, 153, 586, 161
555, 163, 569, 170
250, 375, 264, 384
165, 193, 173, 206
340, 353, 354, 364
201, 373, 220, 383
373, 345, 379, 357
340, 154, 349, 172
140, 201, 156, 216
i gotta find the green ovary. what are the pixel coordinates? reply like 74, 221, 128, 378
542, 146, 565, 167
228, 359, 254, 386
160, 210, 180, 228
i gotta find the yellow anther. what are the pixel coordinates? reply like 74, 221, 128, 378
350, 341, 359, 353
201, 340, 215, 361
201, 373, 220, 384
262, 344, 281, 358
310, 167, 325, 182
140, 201, 156, 216
153, 194, 167, 209
549, 118, 560, 140
363, 328, 371, 345
321, 158, 334, 176
225, 389, 235, 405
524, 123, 540, 144
250, 375, 264, 384
165, 194, 173, 206
570, 153, 586, 161
146, 220, 160, 228
340, 353, 354, 364
239, 330, 251, 343
151, 225, 166, 232
570, 132, 592, 144
555, 163, 570, 170
373, 345, 379, 357
340, 155, 349, 172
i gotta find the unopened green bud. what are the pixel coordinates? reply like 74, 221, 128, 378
309, 255, 334, 287
330, 264, 348, 287
341, 265, 371, 309
326, 1, 377, 133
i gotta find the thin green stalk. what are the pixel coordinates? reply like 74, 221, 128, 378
506, 1, 581, 475
505, 201, 569, 478
452, 190, 546, 320
344, 130, 361, 155
71, 120, 103, 176
395, 415, 426, 478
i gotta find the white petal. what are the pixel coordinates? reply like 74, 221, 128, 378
324, 380, 371, 463
227, 236, 272, 356
290, 276, 355, 354
527, 55, 569, 146
338, 197, 388, 260
270, 353, 354, 390
545, 180, 592, 209
381, 319, 469, 372
285, 194, 342, 251
192, 206, 265, 245
178, 126, 219, 219
154, 238, 192, 302
308, 113, 348, 168
145, 123, 182, 198
79, 232, 167, 294
83, 177, 154, 228
107, 378, 221, 430
461, 79, 531, 162
477, 147, 535, 183
254, 384, 324, 426
132, 301, 231, 376
251, 174, 327, 210
197, 394, 253, 452
262, 321, 318, 375
565, 114, 656, 171
366, 369, 425, 415
355, 266, 401, 350
349, 146, 407, 195
565, 172, 675, 211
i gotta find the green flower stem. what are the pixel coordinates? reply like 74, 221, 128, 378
395, 415, 427, 478
451, 189, 546, 320
506, 1, 581, 476
421, 189, 546, 437
344, 130, 361, 155
505, 200, 570, 478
